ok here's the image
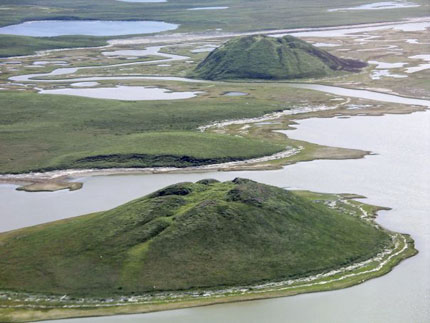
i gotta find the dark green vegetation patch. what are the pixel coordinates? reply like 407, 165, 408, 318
0, 91, 286, 174
0, 179, 391, 296
191, 35, 367, 80
0, 35, 107, 58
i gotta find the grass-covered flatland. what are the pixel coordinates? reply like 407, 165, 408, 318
0, 0, 429, 56
0, 178, 393, 296
1, 0, 428, 31
0, 90, 291, 173
0, 34, 107, 58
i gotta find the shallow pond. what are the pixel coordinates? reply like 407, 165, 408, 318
70, 82, 99, 87
278, 20, 430, 37
405, 55, 430, 73
2, 111, 429, 323
187, 7, 229, 11
39, 86, 201, 100
0, 20, 178, 37
368, 60, 408, 69
223, 91, 248, 96
288, 83, 430, 107
328, 1, 420, 12
312, 42, 340, 47
118, 0, 166, 2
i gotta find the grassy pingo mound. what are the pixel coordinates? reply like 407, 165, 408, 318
0, 179, 391, 296
191, 35, 367, 80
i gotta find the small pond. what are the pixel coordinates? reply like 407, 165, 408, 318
223, 91, 248, 97
39, 86, 201, 100
0, 20, 178, 37
118, 0, 166, 2
187, 7, 229, 11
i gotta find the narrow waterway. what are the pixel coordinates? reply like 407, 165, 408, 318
1, 17, 429, 322
2, 111, 429, 322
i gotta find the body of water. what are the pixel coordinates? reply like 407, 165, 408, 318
0, 20, 178, 37
2, 15, 430, 323
39, 86, 201, 100
187, 7, 229, 11
118, 0, 166, 2
2, 111, 429, 323
328, 1, 420, 12
223, 91, 248, 96
288, 83, 430, 107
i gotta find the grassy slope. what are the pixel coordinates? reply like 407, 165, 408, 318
0, 179, 392, 296
0, 0, 429, 56
0, 91, 288, 173
0, 35, 107, 57
190, 35, 366, 80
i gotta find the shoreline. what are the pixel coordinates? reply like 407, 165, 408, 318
0, 17, 428, 322
0, 141, 369, 192
2, 17, 428, 60
1, 98, 426, 192
0, 197, 417, 322
2, 100, 426, 192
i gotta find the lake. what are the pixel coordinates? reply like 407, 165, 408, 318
118, 0, 166, 2
328, 1, 420, 12
39, 86, 201, 100
187, 7, 229, 11
0, 20, 178, 37
2, 110, 429, 322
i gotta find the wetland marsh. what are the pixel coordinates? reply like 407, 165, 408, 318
0, 5, 429, 323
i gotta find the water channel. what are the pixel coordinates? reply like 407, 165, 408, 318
2, 110, 429, 323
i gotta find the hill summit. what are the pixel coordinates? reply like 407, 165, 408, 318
191, 35, 367, 80
0, 178, 390, 296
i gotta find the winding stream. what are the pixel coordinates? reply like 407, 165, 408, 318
1, 18, 430, 322
7, 47, 430, 109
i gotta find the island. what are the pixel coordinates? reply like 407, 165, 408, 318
0, 178, 416, 322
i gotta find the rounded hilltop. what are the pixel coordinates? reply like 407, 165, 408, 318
190, 35, 367, 80
0, 178, 392, 297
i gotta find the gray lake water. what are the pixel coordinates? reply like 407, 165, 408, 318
118, 0, 166, 2
289, 83, 430, 107
39, 86, 201, 100
2, 110, 429, 322
0, 20, 178, 37
223, 91, 248, 96
187, 7, 229, 11
328, 1, 420, 12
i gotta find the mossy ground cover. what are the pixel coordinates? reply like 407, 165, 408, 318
0, 89, 292, 173
0, 183, 417, 322
0, 0, 429, 57
190, 35, 366, 80
1, 78, 351, 174
0, 179, 392, 296
0, 35, 107, 58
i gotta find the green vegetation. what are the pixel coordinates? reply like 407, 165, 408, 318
1, 0, 428, 31
0, 90, 291, 173
0, 0, 429, 56
16, 181, 83, 192
191, 35, 366, 80
0, 34, 107, 57
0, 178, 392, 296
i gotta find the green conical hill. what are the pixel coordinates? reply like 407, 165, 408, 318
0, 179, 390, 296
191, 35, 367, 80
